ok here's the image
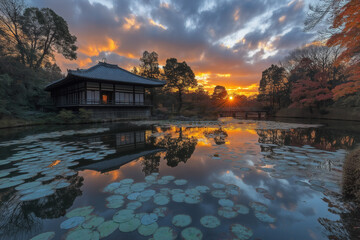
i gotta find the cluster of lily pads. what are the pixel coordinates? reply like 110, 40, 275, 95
0, 128, 117, 201
30, 172, 276, 240
0, 128, 109, 147
256, 143, 346, 194
208, 134, 346, 197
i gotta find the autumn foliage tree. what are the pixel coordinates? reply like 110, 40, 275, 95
328, 0, 360, 100
289, 58, 333, 111
306, 0, 360, 100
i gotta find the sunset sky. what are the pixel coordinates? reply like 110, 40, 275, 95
30, 0, 317, 96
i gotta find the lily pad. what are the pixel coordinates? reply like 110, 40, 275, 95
60, 216, 85, 229
15, 181, 42, 191
234, 204, 250, 214
172, 192, 186, 203
145, 175, 157, 183
127, 192, 140, 200
230, 224, 253, 240
200, 215, 220, 228
254, 211, 276, 223
153, 207, 168, 217
161, 175, 175, 181
126, 201, 142, 210
157, 179, 169, 185
0, 171, 10, 178
218, 199, 234, 207
131, 182, 147, 192
185, 188, 200, 196
113, 209, 135, 223
174, 179, 187, 185
120, 178, 134, 184
66, 206, 94, 218
184, 194, 202, 204
114, 186, 131, 195
195, 185, 210, 193
172, 214, 192, 227
211, 190, 227, 198
212, 183, 225, 189
141, 213, 158, 225
97, 220, 118, 238
181, 227, 203, 240
119, 218, 141, 232
153, 194, 170, 205
153, 227, 177, 240
249, 202, 268, 212
218, 207, 238, 219
65, 228, 99, 240
51, 180, 70, 189
140, 189, 156, 197
138, 222, 159, 236
20, 188, 55, 201
0, 179, 24, 189
82, 216, 105, 229
160, 188, 171, 195
106, 195, 124, 209
30, 232, 55, 240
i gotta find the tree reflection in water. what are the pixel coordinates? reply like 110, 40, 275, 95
0, 174, 83, 239
141, 127, 198, 173
255, 127, 360, 239
256, 127, 358, 151
204, 128, 228, 145
318, 203, 360, 240
142, 152, 161, 175
158, 128, 197, 167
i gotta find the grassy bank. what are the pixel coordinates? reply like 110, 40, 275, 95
275, 107, 360, 122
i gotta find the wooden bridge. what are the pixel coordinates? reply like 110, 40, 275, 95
218, 107, 270, 119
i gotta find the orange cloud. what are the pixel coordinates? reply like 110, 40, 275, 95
79, 38, 118, 56
233, 8, 240, 21
123, 15, 141, 30
217, 73, 231, 77
149, 19, 167, 30
78, 57, 92, 67
278, 15, 286, 22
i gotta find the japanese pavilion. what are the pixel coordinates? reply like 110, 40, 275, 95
45, 62, 166, 119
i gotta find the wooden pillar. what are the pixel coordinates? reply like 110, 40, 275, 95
258, 112, 261, 119
133, 86, 135, 105
99, 82, 101, 104
112, 84, 116, 105
245, 112, 248, 119
84, 81, 87, 104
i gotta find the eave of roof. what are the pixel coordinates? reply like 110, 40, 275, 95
45, 62, 166, 91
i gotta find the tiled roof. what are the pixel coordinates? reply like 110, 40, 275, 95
45, 62, 166, 90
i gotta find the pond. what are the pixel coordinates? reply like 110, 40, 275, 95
0, 118, 360, 240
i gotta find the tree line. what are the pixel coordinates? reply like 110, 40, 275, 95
258, 0, 360, 112
130, 50, 260, 119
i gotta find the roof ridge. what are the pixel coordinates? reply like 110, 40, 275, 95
115, 65, 165, 84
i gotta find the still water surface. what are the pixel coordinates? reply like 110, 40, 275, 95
0, 119, 359, 240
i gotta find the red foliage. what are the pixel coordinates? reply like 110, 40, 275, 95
290, 61, 333, 108
327, 0, 360, 99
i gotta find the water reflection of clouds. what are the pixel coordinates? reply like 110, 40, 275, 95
0, 120, 358, 239
219, 170, 258, 200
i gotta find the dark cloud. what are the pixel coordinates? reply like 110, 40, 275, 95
29, 0, 315, 94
